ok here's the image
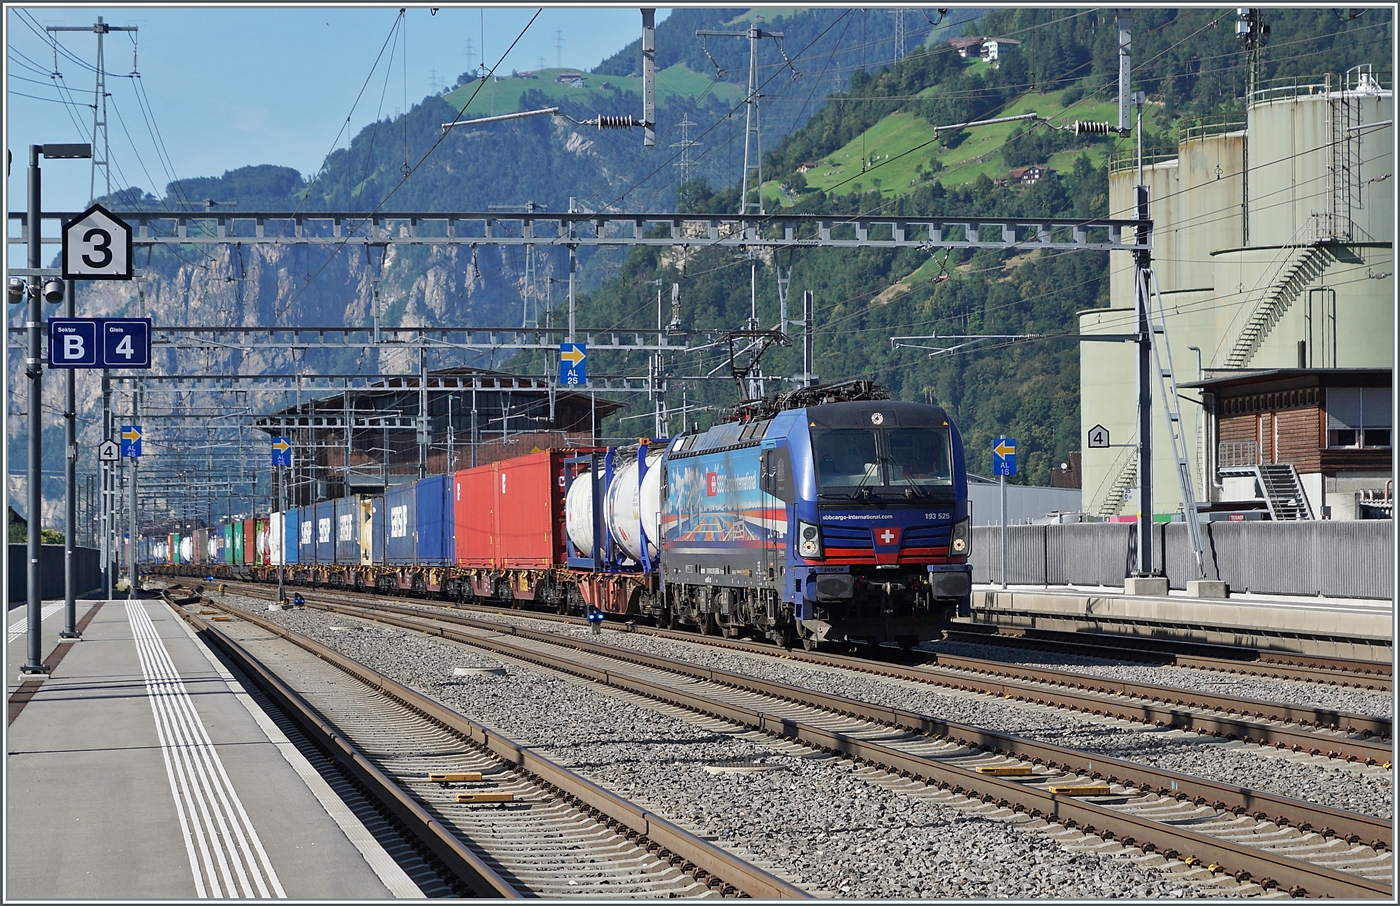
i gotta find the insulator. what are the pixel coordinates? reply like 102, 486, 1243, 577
596, 115, 636, 129
1074, 120, 1114, 135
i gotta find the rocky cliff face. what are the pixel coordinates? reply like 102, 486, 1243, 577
7, 230, 562, 530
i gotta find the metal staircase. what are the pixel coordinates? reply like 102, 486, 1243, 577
1219, 464, 1314, 521
1146, 270, 1206, 578
1224, 243, 1335, 368
1095, 448, 1137, 519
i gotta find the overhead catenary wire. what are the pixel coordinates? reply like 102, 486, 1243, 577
271, 9, 543, 323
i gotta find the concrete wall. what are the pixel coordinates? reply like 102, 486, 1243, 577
971, 519, 1391, 598
967, 480, 1082, 526
7, 545, 104, 605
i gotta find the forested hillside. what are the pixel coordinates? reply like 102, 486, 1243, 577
520, 7, 1391, 482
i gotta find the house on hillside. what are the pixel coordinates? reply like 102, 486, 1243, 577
797, 161, 819, 173
981, 37, 1021, 63
1007, 165, 1053, 185
557, 71, 585, 88
947, 36, 985, 58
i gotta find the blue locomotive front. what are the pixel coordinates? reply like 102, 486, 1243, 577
661, 397, 971, 649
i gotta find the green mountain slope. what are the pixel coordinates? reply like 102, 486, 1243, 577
520, 7, 1390, 484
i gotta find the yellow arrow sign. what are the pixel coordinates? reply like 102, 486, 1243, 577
272, 438, 291, 453
993, 439, 1016, 458
560, 345, 586, 367
121, 427, 142, 442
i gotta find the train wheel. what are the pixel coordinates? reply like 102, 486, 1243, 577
701, 612, 718, 636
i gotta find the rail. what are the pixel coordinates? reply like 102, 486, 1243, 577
174, 591, 810, 899
261, 592, 1392, 897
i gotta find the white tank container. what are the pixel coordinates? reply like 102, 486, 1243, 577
564, 472, 596, 558
180, 536, 193, 563
565, 452, 665, 563
606, 452, 664, 563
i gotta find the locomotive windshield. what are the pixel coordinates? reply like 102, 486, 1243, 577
813, 425, 952, 496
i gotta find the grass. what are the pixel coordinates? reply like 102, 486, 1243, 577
773, 86, 1130, 205
443, 64, 743, 119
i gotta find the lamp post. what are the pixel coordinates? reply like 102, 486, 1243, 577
20, 142, 91, 677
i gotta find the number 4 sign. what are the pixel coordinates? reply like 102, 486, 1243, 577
103, 319, 151, 367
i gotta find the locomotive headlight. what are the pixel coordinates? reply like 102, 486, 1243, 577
797, 521, 823, 559
950, 516, 971, 556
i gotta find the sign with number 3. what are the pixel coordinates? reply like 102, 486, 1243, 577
62, 203, 133, 280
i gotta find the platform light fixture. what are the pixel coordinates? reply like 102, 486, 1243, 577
42, 277, 65, 303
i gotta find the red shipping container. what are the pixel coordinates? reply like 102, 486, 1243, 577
243, 519, 256, 567
453, 464, 499, 567
453, 450, 579, 569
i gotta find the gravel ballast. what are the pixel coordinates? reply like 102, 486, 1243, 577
205, 590, 1395, 897
923, 638, 1394, 719
228, 598, 1245, 898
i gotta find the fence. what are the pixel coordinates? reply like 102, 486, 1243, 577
7, 545, 104, 605
971, 520, 1392, 599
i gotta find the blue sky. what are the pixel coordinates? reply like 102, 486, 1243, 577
6, 5, 672, 216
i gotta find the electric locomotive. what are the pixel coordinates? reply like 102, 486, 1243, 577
565, 381, 972, 649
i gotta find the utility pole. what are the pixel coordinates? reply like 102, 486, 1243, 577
567, 197, 577, 343
47, 17, 137, 205
20, 142, 90, 676
127, 384, 139, 596
1122, 9, 1156, 581
102, 370, 114, 598
60, 279, 78, 638
488, 202, 546, 327
893, 8, 907, 62
641, 9, 656, 147
1237, 8, 1269, 103
671, 115, 701, 184
417, 343, 428, 480
801, 290, 815, 388
697, 22, 784, 216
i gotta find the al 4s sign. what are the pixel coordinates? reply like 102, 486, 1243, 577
47, 318, 152, 369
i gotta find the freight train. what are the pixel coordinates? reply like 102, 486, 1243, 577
149, 382, 972, 649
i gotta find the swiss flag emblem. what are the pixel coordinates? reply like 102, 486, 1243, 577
874, 526, 901, 547
706, 472, 718, 496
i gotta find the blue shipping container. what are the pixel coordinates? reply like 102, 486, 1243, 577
384, 483, 416, 564
415, 474, 453, 565
314, 500, 336, 563
334, 497, 360, 563
296, 505, 316, 564
283, 510, 299, 565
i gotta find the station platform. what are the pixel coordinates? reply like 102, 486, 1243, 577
971, 584, 1394, 660
5, 597, 422, 900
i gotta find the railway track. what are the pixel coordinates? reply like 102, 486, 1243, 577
216, 581, 1391, 765
192, 584, 1392, 899
161, 590, 808, 899
946, 626, 1392, 691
